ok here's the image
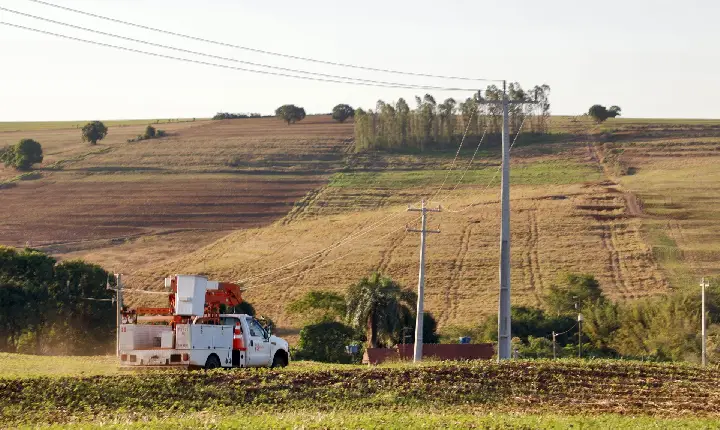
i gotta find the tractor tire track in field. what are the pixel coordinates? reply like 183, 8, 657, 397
443, 223, 473, 324
376, 227, 406, 275
281, 185, 327, 225
275, 220, 374, 307
600, 223, 629, 296
523, 209, 543, 304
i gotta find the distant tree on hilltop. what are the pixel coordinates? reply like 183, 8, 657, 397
1, 139, 43, 171
332, 104, 355, 123
588, 105, 621, 123
81, 121, 108, 145
275, 105, 306, 125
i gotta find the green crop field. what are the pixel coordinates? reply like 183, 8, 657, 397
1, 357, 719, 428
329, 160, 602, 189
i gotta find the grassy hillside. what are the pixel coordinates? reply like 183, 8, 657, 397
2, 115, 719, 334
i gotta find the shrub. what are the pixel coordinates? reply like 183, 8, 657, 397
296, 321, 359, 363
144, 125, 156, 139
1, 139, 43, 170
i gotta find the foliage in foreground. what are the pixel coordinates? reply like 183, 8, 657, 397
0, 138, 43, 170
2, 360, 720, 426
0, 247, 115, 355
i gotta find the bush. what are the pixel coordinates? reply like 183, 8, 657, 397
144, 125, 156, 139
156, 130, 166, 137
296, 321, 359, 363
1, 139, 43, 170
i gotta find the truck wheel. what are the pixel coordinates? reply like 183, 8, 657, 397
204, 355, 221, 370
271, 353, 287, 368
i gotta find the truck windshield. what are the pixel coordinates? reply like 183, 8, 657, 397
245, 317, 267, 338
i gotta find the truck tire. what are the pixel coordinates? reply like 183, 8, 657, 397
204, 355, 221, 370
271, 352, 288, 368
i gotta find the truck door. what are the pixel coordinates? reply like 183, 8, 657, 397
245, 316, 271, 367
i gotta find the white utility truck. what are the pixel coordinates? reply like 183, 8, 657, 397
119, 275, 289, 369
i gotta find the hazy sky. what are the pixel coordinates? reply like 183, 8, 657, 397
1, 0, 718, 121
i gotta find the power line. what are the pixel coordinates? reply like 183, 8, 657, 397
25, 0, 503, 83
246, 219, 419, 290
239, 209, 413, 283
444, 116, 527, 214
0, 7, 474, 91
428, 102, 479, 204
0, 21, 483, 91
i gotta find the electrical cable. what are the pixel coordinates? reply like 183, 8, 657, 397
238, 208, 414, 283
0, 22, 480, 91
427, 102, 479, 204
245, 217, 420, 290
0, 7, 477, 91
24, 0, 503, 83
445, 115, 527, 214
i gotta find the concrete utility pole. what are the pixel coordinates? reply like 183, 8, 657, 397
115, 273, 123, 357
552, 331, 557, 359
407, 199, 441, 363
477, 81, 537, 361
701, 277, 710, 367
577, 313, 584, 358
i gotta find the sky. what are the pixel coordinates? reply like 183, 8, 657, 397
1, 0, 719, 121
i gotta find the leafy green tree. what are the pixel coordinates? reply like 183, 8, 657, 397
398, 312, 440, 344
0, 246, 114, 355
296, 321, 359, 363
345, 273, 416, 348
0, 139, 43, 171
275, 105, 306, 124
288, 290, 346, 324
588, 105, 621, 123
144, 125, 156, 139
478, 306, 574, 345
332, 104, 355, 123
581, 298, 620, 353
81, 121, 108, 145
545, 273, 603, 315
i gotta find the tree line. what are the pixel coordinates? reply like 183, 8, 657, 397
288, 272, 439, 363
466, 273, 720, 362
0, 247, 115, 355
353, 83, 551, 152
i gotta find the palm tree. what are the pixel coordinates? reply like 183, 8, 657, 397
345, 273, 417, 348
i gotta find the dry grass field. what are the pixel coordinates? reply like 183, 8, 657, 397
2, 114, 720, 333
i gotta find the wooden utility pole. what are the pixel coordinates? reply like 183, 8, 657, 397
115, 273, 123, 357
477, 81, 537, 361
407, 199, 440, 363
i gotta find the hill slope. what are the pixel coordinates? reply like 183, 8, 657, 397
3, 116, 719, 332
